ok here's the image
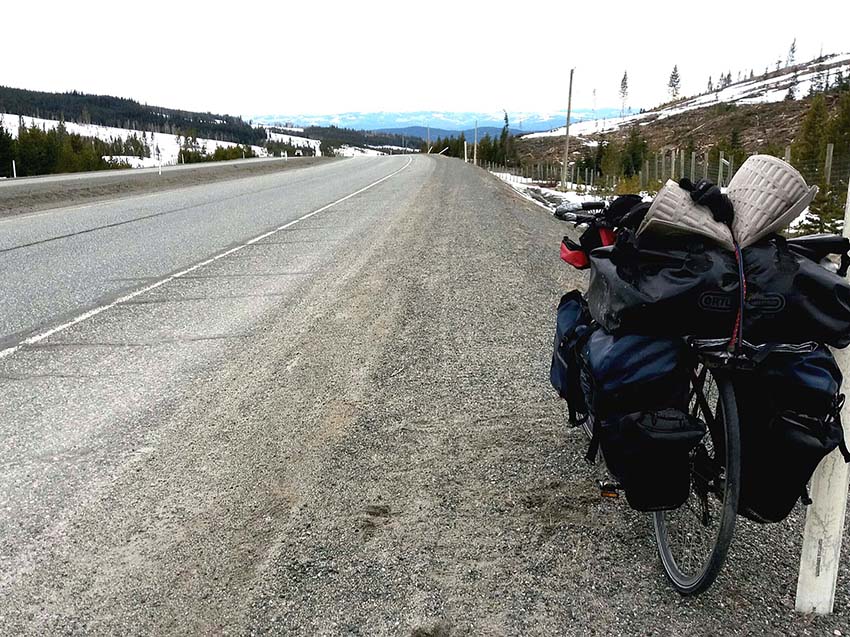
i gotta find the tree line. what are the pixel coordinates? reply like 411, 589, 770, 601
173, 133, 258, 164
421, 112, 518, 166
0, 122, 143, 177
0, 85, 267, 145
301, 125, 416, 150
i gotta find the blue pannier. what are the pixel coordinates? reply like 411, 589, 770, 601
735, 347, 849, 523
580, 330, 701, 511
550, 290, 592, 424
580, 330, 691, 419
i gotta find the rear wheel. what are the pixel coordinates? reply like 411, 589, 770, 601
652, 365, 740, 595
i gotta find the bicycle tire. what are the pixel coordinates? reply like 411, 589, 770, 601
652, 367, 740, 595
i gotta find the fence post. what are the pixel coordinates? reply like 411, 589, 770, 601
825, 143, 835, 187
718, 151, 725, 186
671, 149, 676, 180
690, 151, 696, 182
729, 156, 735, 181
464, 141, 468, 163
795, 177, 850, 614
11, 160, 16, 179
785, 145, 792, 163
703, 151, 709, 180
661, 153, 666, 182
679, 149, 685, 178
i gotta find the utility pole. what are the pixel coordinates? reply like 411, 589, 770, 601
561, 68, 575, 190
474, 120, 478, 166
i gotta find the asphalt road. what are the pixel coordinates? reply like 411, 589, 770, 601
2, 155, 850, 635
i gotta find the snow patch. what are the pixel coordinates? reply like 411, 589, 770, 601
0, 113, 275, 166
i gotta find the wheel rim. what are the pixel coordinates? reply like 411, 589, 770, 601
653, 366, 738, 592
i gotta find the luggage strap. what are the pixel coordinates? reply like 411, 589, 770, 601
728, 241, 746, 352
561, 318, 599, 428
585, 424, 600, 464
834, 394, 850, 463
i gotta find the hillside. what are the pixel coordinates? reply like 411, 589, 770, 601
0, 85, 266, 145
516, 53, 850, 162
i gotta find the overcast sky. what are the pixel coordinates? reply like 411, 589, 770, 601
2, 1, 846, 120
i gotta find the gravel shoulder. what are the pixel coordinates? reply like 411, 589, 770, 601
0, 156, 336, 218
1, 156, 849, 635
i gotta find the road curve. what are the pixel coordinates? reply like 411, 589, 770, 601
1, 155, 849, 635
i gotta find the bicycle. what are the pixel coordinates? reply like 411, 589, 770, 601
555, 199, 847, 594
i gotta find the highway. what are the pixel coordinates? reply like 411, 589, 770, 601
1, 155, 847, 635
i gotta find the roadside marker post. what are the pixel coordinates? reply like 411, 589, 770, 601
795, 177, 850, 614
12, 160, 16, 179
560, 68, 574, 191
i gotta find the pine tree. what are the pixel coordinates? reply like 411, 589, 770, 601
787, 38, 796, 66
792, 94, 829, 173
621, 126, 648, 177
786, 73, 798, 100
0, 126, 16, 178
668, 65, 681, 99
798, 93, 849, 233
619, 71, 629, 116
826, 91, 850, 164
707, 75, 713, 93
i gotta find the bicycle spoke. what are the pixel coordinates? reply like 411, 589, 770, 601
653, 364, 740, 595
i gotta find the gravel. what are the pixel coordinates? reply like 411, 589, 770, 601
1, 155, 849, 635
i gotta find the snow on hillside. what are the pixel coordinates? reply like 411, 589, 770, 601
266, 129, 321, 155
0, 113, 270, 165
524, 53, 850, 140
366, 145, 419, 153
335, 145, 385, 157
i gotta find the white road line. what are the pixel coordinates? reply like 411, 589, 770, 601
0, 156, 413, 361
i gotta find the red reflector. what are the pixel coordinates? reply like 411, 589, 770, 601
560, 242, 589, 268
599, 228, 616, 246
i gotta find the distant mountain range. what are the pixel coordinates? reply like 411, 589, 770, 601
252, 109, 623, 138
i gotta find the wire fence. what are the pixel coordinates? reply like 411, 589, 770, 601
485, 145, 850, 230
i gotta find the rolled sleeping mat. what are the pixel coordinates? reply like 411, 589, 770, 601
637, 179, 735, 251
728, 154, 818, 249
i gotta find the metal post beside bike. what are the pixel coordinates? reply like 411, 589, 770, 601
795, 179, 850, 615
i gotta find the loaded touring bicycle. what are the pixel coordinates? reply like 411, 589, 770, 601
550, 156, 850, 594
